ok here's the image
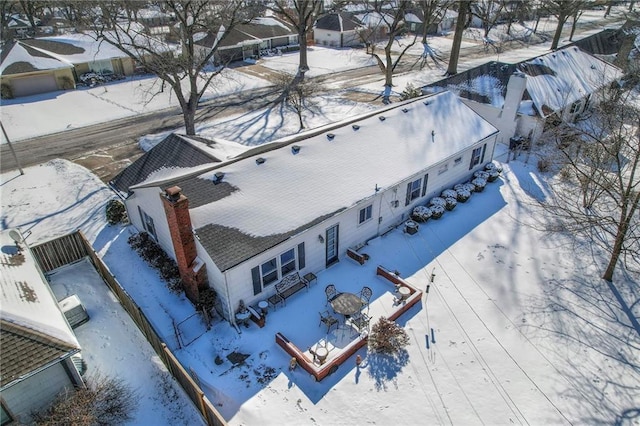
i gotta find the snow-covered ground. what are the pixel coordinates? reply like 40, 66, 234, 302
1, 6, 638, 425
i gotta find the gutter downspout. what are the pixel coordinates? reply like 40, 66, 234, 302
224, 272, 241, 334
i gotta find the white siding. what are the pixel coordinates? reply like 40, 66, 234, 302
2, 362, 75, 424
217, 133, 497, 321
125, 186, 176, 261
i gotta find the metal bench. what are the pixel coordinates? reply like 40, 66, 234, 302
269, 272, 309, 307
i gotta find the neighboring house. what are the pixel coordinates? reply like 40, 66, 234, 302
195, 16, 298, 64
1, 33, 138, 98
0, 40, 75, 98
314, 12, 362, 47
21, 34, 136, 80
5, 14, 41, 38
423, 46, 622, 145
111, 91, 498, 323
0, 229, 84, 424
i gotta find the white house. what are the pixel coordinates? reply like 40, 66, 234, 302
424, 46, 622, 145
314, 12, 362, 47
115, 91, 498, 323
0, 229, 84, 424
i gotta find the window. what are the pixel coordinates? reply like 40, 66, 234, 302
358, 205, 373, 224
469, 144, 487, 170
569, 100, 582, 114
138, 206, 157, 239
261, 258, 278, 286
251, 244, 305, 295
280, 249, 296, 276
421, 173, 429, 197
405, 178, 422, 205
454, 156, 462, 166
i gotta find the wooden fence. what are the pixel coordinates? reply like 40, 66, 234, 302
32, 231, 226, 426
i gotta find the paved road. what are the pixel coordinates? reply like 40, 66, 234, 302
0, 13, 624, 181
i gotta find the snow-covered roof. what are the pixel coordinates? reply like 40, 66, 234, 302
518, 46, 622, 117
0, 229, 80, 349
21, 33, 130, 64
138, 92, 497, 270
0, 41, 72, 75
354, 11, 394, 28
404, 13, 422, 24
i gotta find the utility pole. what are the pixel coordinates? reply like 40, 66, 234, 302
0, 121, 24, 175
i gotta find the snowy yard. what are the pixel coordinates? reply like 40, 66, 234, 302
1, 6, 638, 425
2, 150, 638, 424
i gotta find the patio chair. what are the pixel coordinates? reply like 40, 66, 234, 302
350, 312, 370, 333
359, 286, 373, 311
325, 284, 337, 306
319, 310, 338, 333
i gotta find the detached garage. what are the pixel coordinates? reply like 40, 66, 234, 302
1, 41, 74, 99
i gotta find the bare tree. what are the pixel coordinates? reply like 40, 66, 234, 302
85, 1, 259, 135
273, 72, 319, 130
539, 84, 640, 282
542, 0, 585, 50
469, 0, 505, 39
33, 372, 139, 425
355, 0, 416, 103
17, 0, 45, 34
269, 0, 323, 79
415, 0, 452, 68
445, 0, 470, 76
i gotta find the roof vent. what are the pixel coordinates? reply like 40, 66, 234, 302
256, 157, 266, 165
291, 145, 301, 154
424, 101, 431, 106
379, 116, 386, 121
402, 108, 409, 113
212, 171, 225, 184
327, 133, 335, 140
352, 124, 360, 130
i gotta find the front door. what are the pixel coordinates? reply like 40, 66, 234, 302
326, 224, 339, 267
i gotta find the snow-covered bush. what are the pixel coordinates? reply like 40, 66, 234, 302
473, 170, 490, 180
368, 317, 410, 354
429, 197, 446, 207
486, 168, 500, 182
454, 183, 475, 202
128, 232, 182, 293
444, 197, 457, 211
441, 189, 457, 199
484, 162, 502, 174
471, 177, 487, 192
430, 205, 445, 219
411, 205, 431, 222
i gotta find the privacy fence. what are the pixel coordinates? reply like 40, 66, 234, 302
32, 231, 226, 426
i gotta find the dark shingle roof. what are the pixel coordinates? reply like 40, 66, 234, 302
1, 319, 78, 388
424, 61, 522, 105
315, 12, 360, 32
109, 133, 220, 194
21, 38, 85, 55
196, 17, 295, 49
196, 210, 342, 272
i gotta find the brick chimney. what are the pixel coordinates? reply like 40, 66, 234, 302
161, 186, 207, 304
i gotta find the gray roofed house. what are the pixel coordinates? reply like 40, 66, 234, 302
121, 91, 499, 322
110, 133, 222, 195
314, 12, 362, 47
195, 16, 298, 63
423, 43, 622, 145
0, 229, 84, 424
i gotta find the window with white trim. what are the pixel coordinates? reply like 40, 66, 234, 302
261, 258, 278, 286
469, 146, 484, 170
280, 248, 296, 276
137, 206, 157, 239
358, 204, 373, 224
405, 177, 422, 206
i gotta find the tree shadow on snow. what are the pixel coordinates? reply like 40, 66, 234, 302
523, 273, 640, 424
366, 349, 410, 392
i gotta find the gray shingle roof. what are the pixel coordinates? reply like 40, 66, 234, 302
21, 38, 85, 55
110, 133, 221, 194
1, 319, 78, 388
315, 12, 360, 32
196, 210, 342, 272
196, 16, 296, 49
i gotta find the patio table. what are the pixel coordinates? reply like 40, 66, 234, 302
330, 292, 364, 318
